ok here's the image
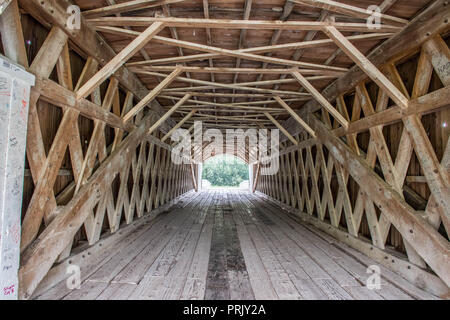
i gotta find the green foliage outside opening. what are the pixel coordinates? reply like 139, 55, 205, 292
202, 155, 249, 187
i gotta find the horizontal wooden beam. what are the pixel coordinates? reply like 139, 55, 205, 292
141, 70, 309, 96
83, 0, 187, 18
129, 65, 343, 76
291, 0, 408, 26
161, 96, 285, 112
188, 117, 272, 123
175, 109, 286, 116
158, 76, 329, 93
91, 26, 391, 66
160, 95, 307, 106
165, 92, 299, 99
88, 17, 402, 33
175, 109, 281, 115
186, 112, 277, 120
135, 35, 348, 72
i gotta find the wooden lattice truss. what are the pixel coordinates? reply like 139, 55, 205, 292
0, 0, 448, 299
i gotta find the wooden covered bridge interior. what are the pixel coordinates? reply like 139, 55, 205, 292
0, 0, 448, 300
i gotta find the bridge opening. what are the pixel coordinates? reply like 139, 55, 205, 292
201, 155, 250, 190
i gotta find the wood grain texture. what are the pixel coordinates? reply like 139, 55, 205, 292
35, 190, 437, 300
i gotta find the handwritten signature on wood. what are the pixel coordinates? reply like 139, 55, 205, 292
3, 284, 15, 296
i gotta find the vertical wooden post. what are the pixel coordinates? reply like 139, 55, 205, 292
252, 162, 261, 193
197, 162, 203, 191
0, 0, 28, 68
190, 162, 198, 192
0, 56, 35, 300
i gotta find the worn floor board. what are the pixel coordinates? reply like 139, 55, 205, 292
36, 190, 438, 300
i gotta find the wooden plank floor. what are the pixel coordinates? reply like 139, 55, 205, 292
35, 190, 439, 300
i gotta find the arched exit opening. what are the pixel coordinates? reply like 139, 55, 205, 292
200, 155, 249, 190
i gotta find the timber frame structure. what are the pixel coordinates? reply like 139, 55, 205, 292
0, 0, 448, 300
